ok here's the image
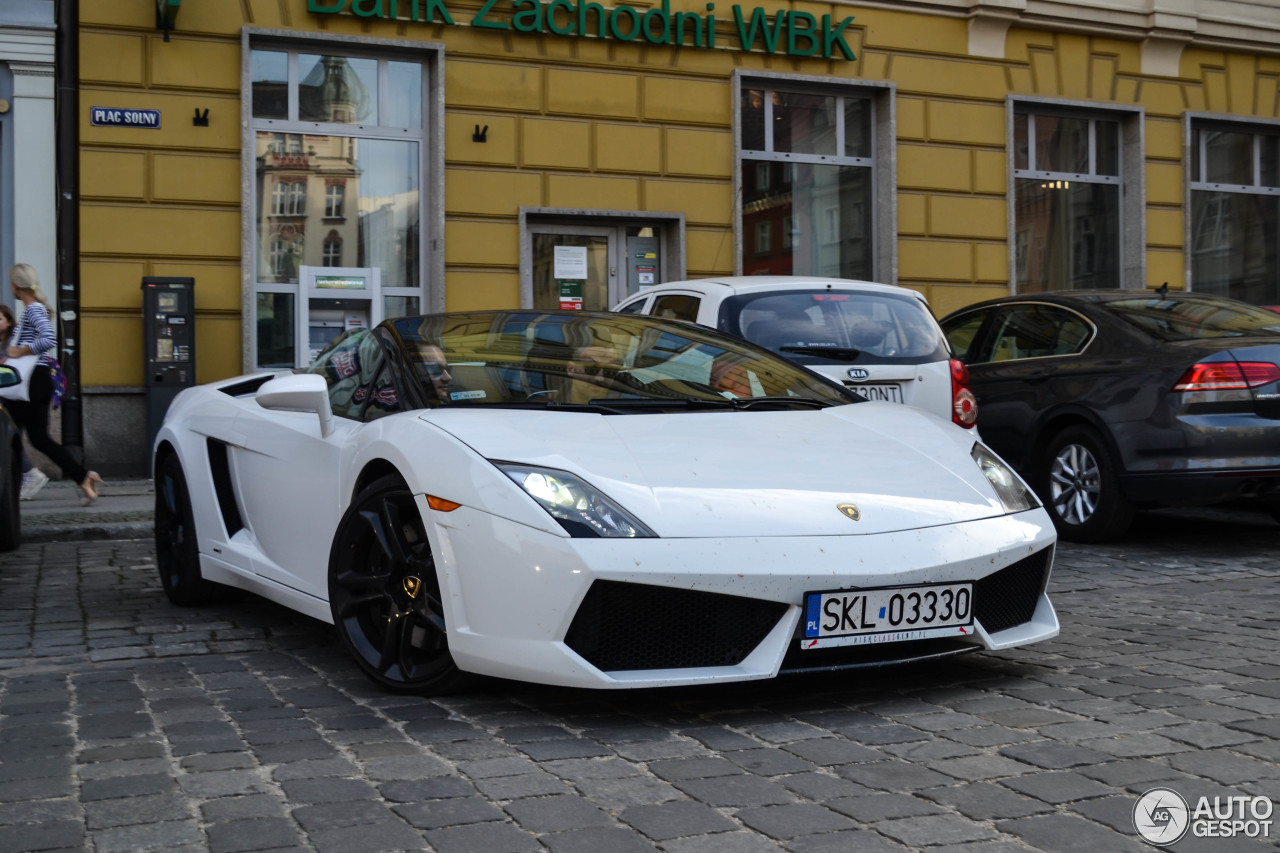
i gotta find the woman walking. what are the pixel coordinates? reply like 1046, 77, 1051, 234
0, 304, 49, 500
3, 264, 102, 504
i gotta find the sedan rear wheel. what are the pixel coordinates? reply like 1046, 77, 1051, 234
1040, 426, 1134, 543
328, 474, 473, 695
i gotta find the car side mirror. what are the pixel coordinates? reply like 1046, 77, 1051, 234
0, 365, 19, 388
255, 373, 335, 438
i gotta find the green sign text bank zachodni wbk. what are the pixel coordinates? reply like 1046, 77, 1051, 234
309, 0, 857, 60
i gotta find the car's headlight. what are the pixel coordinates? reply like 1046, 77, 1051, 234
494, 462, 656, 538
971, 443, 1039, 513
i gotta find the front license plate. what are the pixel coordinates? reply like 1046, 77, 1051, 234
801, 582, 974, 649
848, 384, 903, 404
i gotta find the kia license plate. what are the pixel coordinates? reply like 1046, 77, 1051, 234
848, 383, 902, 404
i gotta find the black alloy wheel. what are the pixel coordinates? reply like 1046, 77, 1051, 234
1039, 425, 1135, 543
0, 442, 19, 552
155, 453, 232, 605
328, 474, 472, 695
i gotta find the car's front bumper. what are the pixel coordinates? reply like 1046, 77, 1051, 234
426, 502, 1058, 689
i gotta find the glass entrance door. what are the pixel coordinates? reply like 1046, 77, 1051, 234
531, 228, 617, 312
525, 218, 677, 310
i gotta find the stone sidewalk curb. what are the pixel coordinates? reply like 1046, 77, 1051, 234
23, 522, 153, 543
17, 477, 155, 545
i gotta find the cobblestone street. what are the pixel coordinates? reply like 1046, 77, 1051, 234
0, 507, 1277, 852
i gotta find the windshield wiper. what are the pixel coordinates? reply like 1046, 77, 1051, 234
444, 396, 833, 414
729, 396, 836, 410
779, 345, 863, 359
439, 398, 599, 411
584, 397, 735, 414
583, 396, 837, 413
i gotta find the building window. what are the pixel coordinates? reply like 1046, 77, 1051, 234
325, 183, 345, 219
270, 178, 306, 216
756, 163, 770, 191
270, 180, 288, 215
738, 81, 876, 279
288, 180, 306, 215
323, 231, 343, 267
1013, 110, 1122, 292
269, 238, 297, 280
1190, 121, 1280, 305
249, 44, 427, 368
754, 221, 772, 256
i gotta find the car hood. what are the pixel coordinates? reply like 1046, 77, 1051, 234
421, 404, 1007, 537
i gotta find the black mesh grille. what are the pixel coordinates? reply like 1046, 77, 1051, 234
974, 548, 1053, 634
565, 581, 787, 672
781, 636, 977, 673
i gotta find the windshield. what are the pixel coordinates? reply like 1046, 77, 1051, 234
718, 289, 949, 364
381, 311, 855, 409
1102, 296, 1280, 342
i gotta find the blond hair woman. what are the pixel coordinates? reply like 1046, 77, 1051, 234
4, 264, 102, 504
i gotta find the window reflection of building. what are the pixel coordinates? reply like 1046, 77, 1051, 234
754, 221, 772, 257
256, 133, 361, 282
250, 48, 426, 368
269, 238, 296, 280
323, 231, 343, 267
1013, 112, 1121, 292
1190, 124, 1280, 305
739, 86, 874, 279
325, 183, 345, 219
299, 54, 375, 124
742, 160, 793, 275
358, 189, 421, 289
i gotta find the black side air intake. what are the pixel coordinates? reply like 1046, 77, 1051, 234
206, 439, 245, 538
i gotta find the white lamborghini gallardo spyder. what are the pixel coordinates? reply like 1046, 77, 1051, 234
153, 310, 1058, 694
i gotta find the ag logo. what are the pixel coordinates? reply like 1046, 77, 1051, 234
837, 503, 861, 521
847, 368, 870, 381
1133, 787, 1189, 846
402, 577, 422, 599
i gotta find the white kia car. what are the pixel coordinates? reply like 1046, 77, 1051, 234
154, 310, 1054, 695
615, 276, 978, 428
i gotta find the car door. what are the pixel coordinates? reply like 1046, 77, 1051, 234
945, 302, 1095, 471
231, 329, 392, 599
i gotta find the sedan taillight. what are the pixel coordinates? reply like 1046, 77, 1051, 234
1172, 362, 1280, 392
951, 358, 978, 428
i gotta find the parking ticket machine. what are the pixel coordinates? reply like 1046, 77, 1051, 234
142, 276, 195, 450
296, 266, 381, 367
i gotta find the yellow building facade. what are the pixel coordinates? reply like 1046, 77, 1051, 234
77, 0, 1280, 471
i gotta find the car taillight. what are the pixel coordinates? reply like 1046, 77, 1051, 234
1172, 361, 1280, 392
950, 358, 978, 428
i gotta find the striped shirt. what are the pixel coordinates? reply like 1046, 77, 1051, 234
14, 301, 57, 368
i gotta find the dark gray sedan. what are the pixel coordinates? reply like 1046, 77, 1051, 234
941, 289, 1280, 542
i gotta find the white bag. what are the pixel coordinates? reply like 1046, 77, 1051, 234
0, 353, 37, 402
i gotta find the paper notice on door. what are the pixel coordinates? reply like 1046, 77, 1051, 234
553, 245, 589, 280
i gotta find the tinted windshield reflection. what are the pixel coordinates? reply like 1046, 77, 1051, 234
386, 312, 853, 407
1104, 297, 1280, 342
720, 290, 948, 363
